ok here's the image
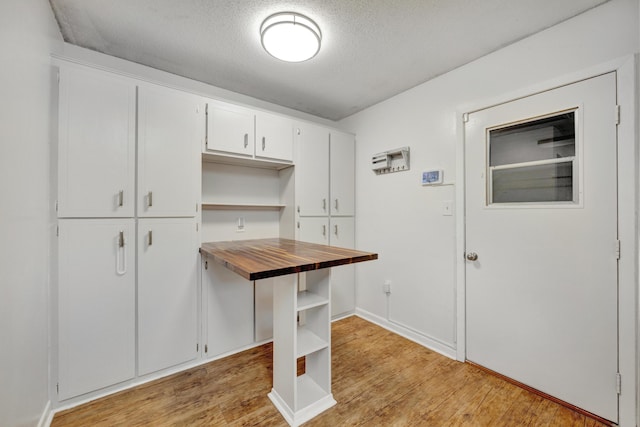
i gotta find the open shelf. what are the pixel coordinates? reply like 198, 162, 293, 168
202, 152, 293, 170
297, 291, 328, 311
297, 374, 330, 410
297, 326, 328, 358
201, 202, 285, 210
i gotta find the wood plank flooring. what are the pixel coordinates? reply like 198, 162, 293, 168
52, 316, 609, 426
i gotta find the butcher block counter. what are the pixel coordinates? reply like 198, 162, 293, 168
200, 237, 377, 427
200, 238, 378, 281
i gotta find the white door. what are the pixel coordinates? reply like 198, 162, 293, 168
295, 123, 329, 216
138, 84, 200, 217
137, 218, 199, 375
255, 111, 293, 162
57, 66, 135, 218
297, 217, 329, 245
206, 102, 255, 156
58, 219, 135, 400
203, 256, 254, 357
330, 217, 355, 317
465, 73, 618, 422
329, 132, 355, 216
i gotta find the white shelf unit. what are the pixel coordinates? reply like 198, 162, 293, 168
269, 268, 335, 426
201, 203, 285, 211
200, 161, 293, 242
200, 158, 295, 358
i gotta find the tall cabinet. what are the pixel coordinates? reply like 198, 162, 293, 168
294, 123, 356, 317
55, 64, 200, 400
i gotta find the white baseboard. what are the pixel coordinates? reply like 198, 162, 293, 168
355, 308, 457, 360
38, 400, 53, 427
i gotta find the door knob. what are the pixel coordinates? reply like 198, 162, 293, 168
466, 252, 478, 261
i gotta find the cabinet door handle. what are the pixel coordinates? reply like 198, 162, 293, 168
262, 137, 266, 151
334, 198, 338, 211
148, 191, 153, 207
322, 225, 326, 236
244, 133, 248, 148
334, 225, 338, 236
118, 190, 124, 207
148, 230, 153, 246
322, 198, 326, 211
116, 231, 126, 275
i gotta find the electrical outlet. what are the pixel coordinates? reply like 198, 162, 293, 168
237, 216, 245, 232
383, 280, 391, 294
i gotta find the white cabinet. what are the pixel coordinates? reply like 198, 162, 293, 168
298, 217, 329, 245
295, 124, 329, 216
205, 102, 254, 157
294, 124, 355, 217
57, 66, 135, 218
56, 63, 201, 401
256, 111, 293, 162
329, 132, 355, 217
329, 217, 356, 317
138, 85, 200, 217
202, 256, 254, 357
57, 219, 136, 400
294, 123, 357, 317
203, 101, 293, 165
137, 218, 199, 375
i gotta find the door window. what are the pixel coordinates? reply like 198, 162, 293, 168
487, 111, 577, 204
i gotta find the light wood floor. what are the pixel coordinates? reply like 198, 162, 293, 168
52, 316, 609, 426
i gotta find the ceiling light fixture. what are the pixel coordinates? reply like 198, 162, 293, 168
260, 12, 322, 62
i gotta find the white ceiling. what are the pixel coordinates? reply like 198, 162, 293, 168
49, 0, 609, 121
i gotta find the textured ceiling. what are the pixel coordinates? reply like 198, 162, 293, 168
49, 0, 609, 121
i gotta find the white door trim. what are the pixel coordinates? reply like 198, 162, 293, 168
454, 55, 638, 426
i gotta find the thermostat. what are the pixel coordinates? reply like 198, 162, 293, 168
422, 170, 443, 185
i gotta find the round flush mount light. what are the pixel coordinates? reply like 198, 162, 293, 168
260, 12, 322, 62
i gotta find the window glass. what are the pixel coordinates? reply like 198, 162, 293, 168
490, 113, 575, 167
488, 111, 576, 204
492, 162, 573, 203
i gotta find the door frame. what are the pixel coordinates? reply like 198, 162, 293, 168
455, 55, 638, 426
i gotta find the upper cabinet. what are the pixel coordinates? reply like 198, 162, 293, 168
295, 123, 330, 216
57, 66, 136, 218
255, 111, 293, 162
329, 131, 355, 217
137, 84, 201, 217
294, 123, 355, 217
203, 100, 293, 166
205, 102, 254, 157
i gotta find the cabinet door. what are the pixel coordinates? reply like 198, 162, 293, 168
256, 112, 293, 162
138, 218, 199, 375
255, 278, 274, 342
295, 124, 329, 216
58, 219, 135, 400
330, 132, 356, 216
297, 217, 329, 245
329, 217, 356, 317
138, 84, 200, 217
203, 257, 254, 357
58, 66, 135, 218
206, 102, 255, 156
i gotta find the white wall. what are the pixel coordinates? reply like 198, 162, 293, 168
0, 1, 62, 426
340, 0, 639, 353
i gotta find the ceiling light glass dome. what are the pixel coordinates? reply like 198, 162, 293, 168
260, 12, 322, 62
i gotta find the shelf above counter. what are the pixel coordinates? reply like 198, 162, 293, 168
202, 152, 293, 171
201, 202, 286, 211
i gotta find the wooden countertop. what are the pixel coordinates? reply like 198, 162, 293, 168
200, 238, 378, 281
